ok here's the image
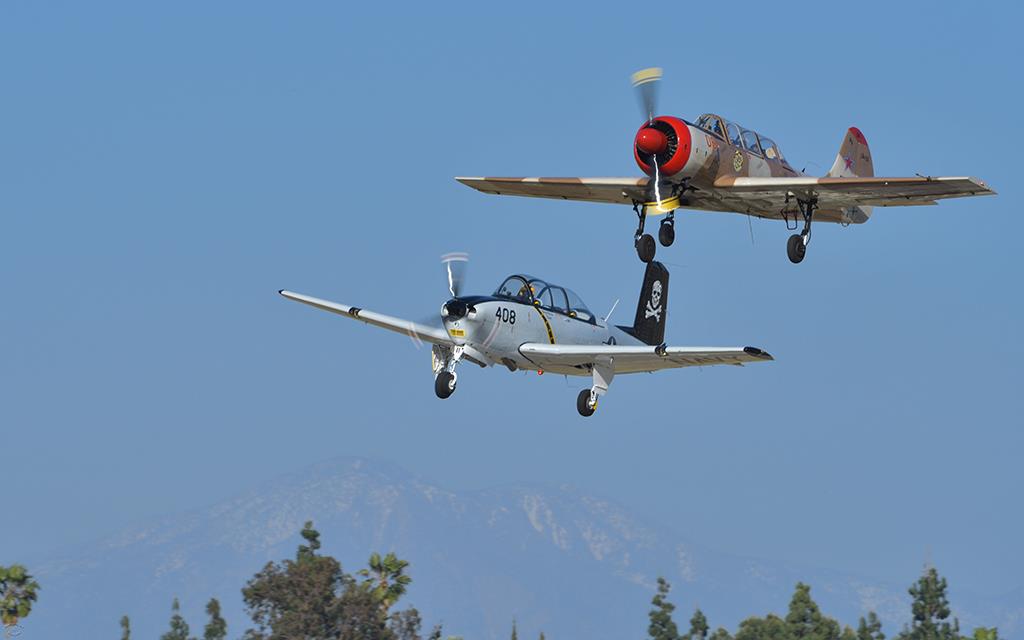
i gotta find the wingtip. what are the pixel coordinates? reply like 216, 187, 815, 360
744, 346, 774, 360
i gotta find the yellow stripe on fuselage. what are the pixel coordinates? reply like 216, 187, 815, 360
534, 306, 556, 344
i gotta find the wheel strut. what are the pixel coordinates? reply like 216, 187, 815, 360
632, 202, 656, 262
787, 197, 816, 264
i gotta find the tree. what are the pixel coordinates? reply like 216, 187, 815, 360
539, 633, 546, 640
336, 579, 391, 640
297, 520, 321, 562
243, 521, 416, 640
857, 612, 885, 640
709, 628, 733, 640
242, 522, 348, 640
510, 619, 519, 640
389, 607, 423, 640
648, 577, 681, 640
735, 615, 790, 640
120, 614, 131, 640
360, 552, 412, 612
160, 597, 192, 640
896, 567, 960, 640
0, 564, 40, 627
785, 583, 840, 640
970, 628, 999, 640
203, 598, 227, 640
685, 609, 710, 640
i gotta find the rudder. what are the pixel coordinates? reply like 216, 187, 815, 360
626, 261, 669, 346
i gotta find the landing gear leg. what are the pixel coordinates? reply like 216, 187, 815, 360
658, 211, 676, 247
633, 203, 656, 263
577, 360, 614, 417
432, 344, 463, 399
787, 197, 816, 264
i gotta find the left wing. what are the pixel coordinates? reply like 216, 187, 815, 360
456, 176, 648, 205
519, 343, 772, 375
279, 290, 453, 346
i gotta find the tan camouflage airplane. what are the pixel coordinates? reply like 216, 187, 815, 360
457, 68, 995, 264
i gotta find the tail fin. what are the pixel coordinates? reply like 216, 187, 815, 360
623, 261, 668, 346
827, 127, 874, 178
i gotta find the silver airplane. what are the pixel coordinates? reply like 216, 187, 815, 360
279, 254, 773, 416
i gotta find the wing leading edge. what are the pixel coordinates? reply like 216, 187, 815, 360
278, 290, 453, 346
519, 343, 772, 375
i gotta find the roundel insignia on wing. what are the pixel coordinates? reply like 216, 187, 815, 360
733, 149, 744, 172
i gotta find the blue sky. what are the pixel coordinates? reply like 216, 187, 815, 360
2, 0, 1021, 603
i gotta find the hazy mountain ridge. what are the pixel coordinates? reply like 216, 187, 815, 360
28, 458, 1021, 639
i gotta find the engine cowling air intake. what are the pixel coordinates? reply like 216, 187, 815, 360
634, 116, 691, 178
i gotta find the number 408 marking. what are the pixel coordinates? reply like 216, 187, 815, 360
495, 307, 516, 324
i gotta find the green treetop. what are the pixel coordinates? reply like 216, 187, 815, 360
735, 614, 790, 640
896, 567, 961, 640
685, 608, 710, 640
857, 612, 885, 640
359, 551, 413, 613
0, 564, 40, 627
160, 597, 192, 640
648, 577, 681, 640
785, 582, 841, 640
203, 597, 227, 640
120, 614, 131, 640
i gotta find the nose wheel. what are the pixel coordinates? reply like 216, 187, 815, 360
576, 389, 597, 417
432, 344, 463, 399
576, 361, 613, 417
434, 371, 457, 399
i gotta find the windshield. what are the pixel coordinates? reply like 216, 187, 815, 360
494, 275, 547, 302
494, 276, 594, 322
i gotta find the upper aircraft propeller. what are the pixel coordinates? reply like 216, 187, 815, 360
631, 66, 662, 125
630, 67, 682, 258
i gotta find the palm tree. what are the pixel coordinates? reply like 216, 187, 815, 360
359, 552, 412, 611
0, 565, 40, 627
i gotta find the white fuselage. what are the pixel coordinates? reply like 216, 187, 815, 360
442, 298, 644, 376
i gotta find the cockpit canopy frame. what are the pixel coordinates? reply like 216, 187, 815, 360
695, 113, 785, 161
493, 274, 596, 323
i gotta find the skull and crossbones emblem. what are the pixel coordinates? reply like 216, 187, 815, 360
645, 280, 663, 321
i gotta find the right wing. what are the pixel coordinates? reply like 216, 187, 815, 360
456, 176, 649, 205
279, 290, 453, 346
519, 343, 773, 375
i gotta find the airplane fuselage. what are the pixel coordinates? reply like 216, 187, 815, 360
441, 296, 644, 376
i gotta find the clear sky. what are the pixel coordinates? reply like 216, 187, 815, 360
2, 0, 1021, 602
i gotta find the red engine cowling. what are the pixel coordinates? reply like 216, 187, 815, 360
634, 116, 691, 177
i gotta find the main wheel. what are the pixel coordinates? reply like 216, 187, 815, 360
434, 372, 456, 399
636, 233, 656, 263
658, 220, 675, 247
576, 389, 596, 417
786, 234, 806, 264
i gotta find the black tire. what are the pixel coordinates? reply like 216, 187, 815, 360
576, 389, 596, 417
636, 233, 656, 263
787, 234, 806, 264
658, 220, 675, 247
434, 372, 456, 399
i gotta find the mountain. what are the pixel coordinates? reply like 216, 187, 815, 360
25, 458, 1021, 639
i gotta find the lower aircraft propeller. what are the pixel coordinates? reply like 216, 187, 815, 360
440, 252, 472, 321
